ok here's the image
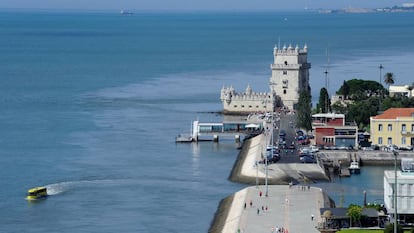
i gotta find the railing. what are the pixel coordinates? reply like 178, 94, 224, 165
270, 64, 301, 69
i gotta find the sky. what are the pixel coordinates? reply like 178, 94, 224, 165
0, 0, 410, 11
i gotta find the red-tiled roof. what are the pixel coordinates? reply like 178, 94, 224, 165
373, 108, 414, 119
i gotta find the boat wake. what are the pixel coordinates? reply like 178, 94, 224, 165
45, 179, 128, 196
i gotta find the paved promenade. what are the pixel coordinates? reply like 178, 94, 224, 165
221, 185, 332, 233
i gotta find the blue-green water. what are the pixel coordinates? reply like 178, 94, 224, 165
0, 10, 414, 232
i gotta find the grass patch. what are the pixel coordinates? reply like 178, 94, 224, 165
337, 230, 383, 233
337, 229, 413, 233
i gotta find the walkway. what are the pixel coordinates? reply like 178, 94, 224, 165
222, 185, 330, 233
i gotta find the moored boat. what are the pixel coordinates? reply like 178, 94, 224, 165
26, 187, 48, 201
175, 134, 193, 143
348, 161, 361, 174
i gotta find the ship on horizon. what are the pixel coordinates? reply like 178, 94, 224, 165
120, 10, 133, 15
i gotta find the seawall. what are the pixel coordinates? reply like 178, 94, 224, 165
320, 150, 414, 166
208, 194, 234, 233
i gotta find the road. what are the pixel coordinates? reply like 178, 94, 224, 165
268, 111, 303, 164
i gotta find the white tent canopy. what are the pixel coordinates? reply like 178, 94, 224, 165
245, 123, 260, 128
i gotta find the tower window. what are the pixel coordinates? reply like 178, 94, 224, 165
283, 90, 287, 94
282, 79, 288, 88
284, 61, 288, 65
283, 70, 287, 75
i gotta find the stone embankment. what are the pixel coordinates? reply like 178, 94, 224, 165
319, 150, 414, 166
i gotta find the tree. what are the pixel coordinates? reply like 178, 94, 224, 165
317, 87, 331, 113
297, 91, 312, 131
337, 79, 384, 100
384, 223, 403, 233
384, 72, 395, 92
407, 83, 414, 98
342, 80, 350, 99
347, 204, 362, 227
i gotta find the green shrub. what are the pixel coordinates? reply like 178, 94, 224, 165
384, 223, 403, 233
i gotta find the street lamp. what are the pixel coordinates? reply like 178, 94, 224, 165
393, 150, 398, 233
265, 126, 270, 197
379, 64, 384, 112
363, 190, 367, 207
379, 64, 384, 85
256, 160, 259, 188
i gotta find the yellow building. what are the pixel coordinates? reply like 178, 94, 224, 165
370, 108, 414, 148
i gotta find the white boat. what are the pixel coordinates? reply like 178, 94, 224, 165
348, 161, 360, 174
120, 10, 133, 15
175, 122, 194, 143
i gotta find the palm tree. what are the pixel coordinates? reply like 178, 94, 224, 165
383, 72, 395, 93
407, 83, 414, 98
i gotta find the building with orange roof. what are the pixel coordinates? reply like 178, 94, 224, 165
370, 108, 414, 148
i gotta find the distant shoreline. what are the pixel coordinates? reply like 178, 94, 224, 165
317, 6, 414, 14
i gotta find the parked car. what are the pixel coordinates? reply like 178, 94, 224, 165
300, 155, 316, 163
399, 145, 413, 151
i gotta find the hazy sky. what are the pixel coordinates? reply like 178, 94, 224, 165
0, 0, 409, 11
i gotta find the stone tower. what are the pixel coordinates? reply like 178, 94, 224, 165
269, 44, 311, 110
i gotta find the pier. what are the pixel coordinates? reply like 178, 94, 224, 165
177, 115, 265, 143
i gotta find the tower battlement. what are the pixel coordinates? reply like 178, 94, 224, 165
220, 85, 277, 115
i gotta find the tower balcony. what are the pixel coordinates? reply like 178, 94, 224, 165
270, 63, 310, 70
271, 64, 300, 70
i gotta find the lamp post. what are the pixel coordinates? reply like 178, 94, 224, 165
363, 190, 367, 207
256, 160, 259, 188
265, 152, 268, 197
393, 150, 398, 233
379, 64, 384, 112
265, 126, 270, 197
379, 64, 384, 85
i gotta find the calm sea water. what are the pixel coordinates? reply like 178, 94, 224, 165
0, 10, 414, 232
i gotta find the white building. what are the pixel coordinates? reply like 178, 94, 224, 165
389, 85, 414, 98
220, 44, 311, 114
384, 158, 414, 224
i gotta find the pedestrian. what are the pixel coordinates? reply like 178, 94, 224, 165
249, 200, 253, 207
244, 202, 246, 209
257, 208, 260, 215
262, 205, 264, 211
259, 191, 262, 197
311, 214, 314, 221
265, 205, 268, 211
